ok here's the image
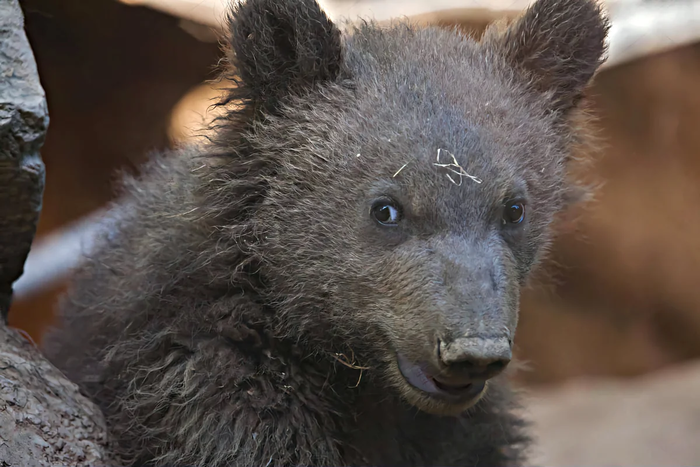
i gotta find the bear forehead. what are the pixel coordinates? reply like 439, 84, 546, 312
262, 24, 566, 224
344, 25, 534, 115
336, 26, 561, 170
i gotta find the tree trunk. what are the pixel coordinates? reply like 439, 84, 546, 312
0, 0, 112, 465
0, 326, 112, 466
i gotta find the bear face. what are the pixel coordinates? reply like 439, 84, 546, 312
206, 0, 609, 416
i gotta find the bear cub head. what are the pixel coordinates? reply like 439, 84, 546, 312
215, 0, 608, 415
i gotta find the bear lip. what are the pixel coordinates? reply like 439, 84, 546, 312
396, 353, 486, 401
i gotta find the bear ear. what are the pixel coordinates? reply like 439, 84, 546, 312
225, 0, 343, 113
484, 0, 610, 114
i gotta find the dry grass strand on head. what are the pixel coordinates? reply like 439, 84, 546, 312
434, 148, 483, 185
393, 162, 410, 178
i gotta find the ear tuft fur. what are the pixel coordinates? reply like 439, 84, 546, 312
486, 0, 610, 113
224, 0, 343, 114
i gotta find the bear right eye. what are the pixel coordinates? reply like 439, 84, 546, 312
371, 200, 402, 226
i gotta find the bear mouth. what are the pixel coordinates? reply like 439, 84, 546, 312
396, 353, 486, 402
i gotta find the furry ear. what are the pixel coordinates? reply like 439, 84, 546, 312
485, 0, 610, 113
225, 0, 343, 113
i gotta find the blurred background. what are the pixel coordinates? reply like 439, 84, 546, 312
10, 0, 700, 464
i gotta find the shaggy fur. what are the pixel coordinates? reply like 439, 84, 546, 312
42, 0, 609, 465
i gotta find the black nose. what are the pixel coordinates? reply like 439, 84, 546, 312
436, 336, 512, 383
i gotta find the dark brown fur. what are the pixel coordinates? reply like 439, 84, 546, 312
42, 0, 609, 465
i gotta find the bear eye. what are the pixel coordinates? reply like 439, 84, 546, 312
502, 200, 526, 225
371, 200, 402, 226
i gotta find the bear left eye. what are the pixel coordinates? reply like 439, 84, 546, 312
371, 200, 402, 226
502, 201, 526, 225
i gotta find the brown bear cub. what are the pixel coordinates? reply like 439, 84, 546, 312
43, 0, 608, 465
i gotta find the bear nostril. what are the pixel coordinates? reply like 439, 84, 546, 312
486, 360, 507, 373
437, 336, 512, 381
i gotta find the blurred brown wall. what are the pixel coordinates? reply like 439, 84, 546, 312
517, 44, 700, 384
10, 0, 220, 339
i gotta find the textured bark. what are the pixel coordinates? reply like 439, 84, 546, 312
0, 1, 113, 465
0, 0, 48, 321
0, 326, 112, 467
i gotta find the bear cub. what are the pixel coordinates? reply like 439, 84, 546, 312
43, 0, 609, 465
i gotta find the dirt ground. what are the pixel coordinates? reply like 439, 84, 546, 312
525, 361, 700, 466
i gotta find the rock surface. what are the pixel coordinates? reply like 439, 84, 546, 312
0, 1, 112, 465
0, 0, 48, 321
